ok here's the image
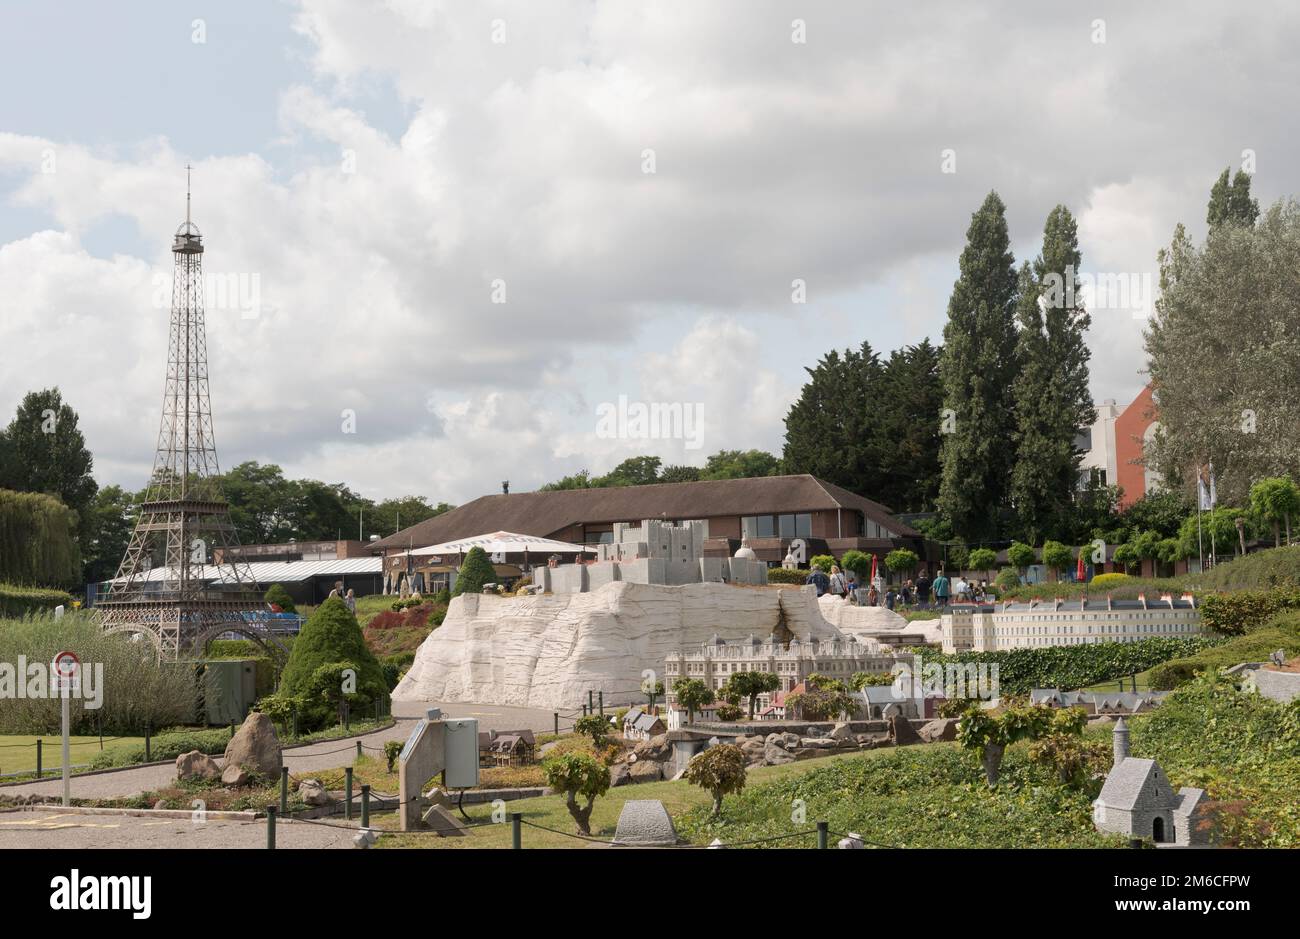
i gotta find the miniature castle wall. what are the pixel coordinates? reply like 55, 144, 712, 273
533, 519, 768, 594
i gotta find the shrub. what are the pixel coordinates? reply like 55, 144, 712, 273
885, 548, 919, 577
542, 752, 610, 835
957, 703, 1085, 786
808, 554, 835, 573
1089, 572, 1131, 590
839, 550, 871, 582
683, 744, 748, 816
0, 582, 74, 617
765, 567, 808, 585
994, 567, 1020, 593
384, 740, 403, 773
275, 597, 386, 731
263, 583, 296, 613
89, 727, 234, 769
968, 548, 998, 577
574, 713, 611, 748
1041, 541, 1073, 580
1007, 541, 1036, 572
1200, 585, 1300, 635
715, 703, 744, 721
452, 546, 497, 597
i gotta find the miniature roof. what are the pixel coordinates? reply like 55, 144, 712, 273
1097, 758, 1169, 810
408, 531, 596, 557
1174, 787, 1207, 815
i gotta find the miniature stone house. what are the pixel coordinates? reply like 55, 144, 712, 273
1092, 718, 1213, 846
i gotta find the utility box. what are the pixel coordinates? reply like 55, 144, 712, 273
443, 718, 480, 789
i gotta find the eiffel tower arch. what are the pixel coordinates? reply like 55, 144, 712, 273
97, 173, 277, 661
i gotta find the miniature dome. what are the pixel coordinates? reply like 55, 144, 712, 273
734, 540, 756, 560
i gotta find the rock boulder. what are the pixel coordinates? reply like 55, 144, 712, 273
222, 712, 283, 781
298, 779, 330, 806
175, 750, 220, 781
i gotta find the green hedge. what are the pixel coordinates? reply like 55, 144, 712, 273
1200, 586, 1300, 635
1147, 612, 1300, 689
923, 636, 1222, 696
765, 567, 808, 585
88, 727, 233, 769
0, 583, 74, 617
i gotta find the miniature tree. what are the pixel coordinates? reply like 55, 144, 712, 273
264, 582, 296, 613
785, 674, 854, 721
956, 702, 1083, 786
542, 752, 610, 835
884, 548, 919, 579
1250, 476, 1300, 546
684, 744, 748, 816
452, 546, 497, 597
278, 596, 385, 730
384, 740, 403, 773
849, 670, 895, 690
1006, 541, 1036, 576
723, 671, 780, 720
574, 713, 609, 748
839, 549, 871, 583
1040, 541, 1073, 582
672, 677, 713, 724
809, 554, 836, 573
968, 548, 997, 582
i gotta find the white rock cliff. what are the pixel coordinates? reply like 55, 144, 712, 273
393, 581, 846, 709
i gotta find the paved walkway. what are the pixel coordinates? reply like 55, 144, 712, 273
0, 810, 354, 849
0, 698, 566, 803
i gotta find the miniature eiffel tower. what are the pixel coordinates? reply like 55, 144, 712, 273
97, 169, 267, 660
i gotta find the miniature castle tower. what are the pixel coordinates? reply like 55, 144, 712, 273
1112, 716, 1130, 768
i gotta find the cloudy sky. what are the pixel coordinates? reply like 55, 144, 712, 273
1, 1, 1295, 507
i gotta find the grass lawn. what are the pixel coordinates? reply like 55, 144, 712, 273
0, 734, 145, 775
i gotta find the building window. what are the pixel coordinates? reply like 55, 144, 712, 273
743, 513, 811, 539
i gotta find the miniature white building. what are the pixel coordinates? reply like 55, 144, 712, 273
1092, 718, 1213, 846
942, 594, 1201, 654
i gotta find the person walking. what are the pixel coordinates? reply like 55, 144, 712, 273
805, 566, 830, 597
828, 565, 849, 600
884, 586, 897, 611
344, 588, 357, 614
932, 569, 951, 609
915, 572, 931, 609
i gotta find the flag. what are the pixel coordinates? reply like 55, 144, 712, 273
869, 554, 878, 583
1077, 552, 1086, 583
1197, 463, 1217, 511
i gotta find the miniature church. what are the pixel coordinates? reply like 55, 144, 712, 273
1092, 717, 1213, 846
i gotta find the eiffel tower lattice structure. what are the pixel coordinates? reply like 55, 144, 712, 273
97, 173, 277, 661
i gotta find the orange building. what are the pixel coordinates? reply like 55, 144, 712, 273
1113, 384, 1161, 509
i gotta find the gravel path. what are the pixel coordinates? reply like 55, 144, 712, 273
0, 809, 355, 849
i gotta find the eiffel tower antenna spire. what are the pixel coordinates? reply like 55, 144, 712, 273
96, 172, 280, 662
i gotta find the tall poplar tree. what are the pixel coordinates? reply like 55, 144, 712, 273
1010, 205, 1094, 543
937, 192, 1019, 540
1207, 167, 1260, 230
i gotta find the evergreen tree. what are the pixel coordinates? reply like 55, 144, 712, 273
873, 340, 944, 511
782, 343, 882, 494
277, 596, 385, 729
453, 546, 497, 597
1009, 205, 1094, 544
0, 388, 98, 528
937, 192, 1020, 540
1207, 167, 1259, 230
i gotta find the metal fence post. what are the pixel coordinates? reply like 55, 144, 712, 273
361, 784, 371, 828
280, 766, 289, 814
511, 812, 522, 850
345, 767, 354, 821
356, 740, 363, 759
817, 821, 829, 849
144, 722, 151, 762
266, 806, 277, 849
553, 712, 559, 735
588, 690, 594, 713
35, 739, 42, 778
599, 691, 604, 716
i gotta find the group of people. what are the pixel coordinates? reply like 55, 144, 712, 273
803, 566, 991, 610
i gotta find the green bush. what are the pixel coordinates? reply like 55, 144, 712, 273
275, 597, 386, 731
89, 727, 233, 769
808, 554, 835, 573
1147, 611, 1300, 689
1200, 585, 1300, 635
0, 489, 81, 587
839, 550, 871, 581
263, 583, 296, 613
994, 567, 1020, 593
925, 636, 1222, 696
0, 582, 74, 617
765, 567, 808, 585
452, 546, 497, 597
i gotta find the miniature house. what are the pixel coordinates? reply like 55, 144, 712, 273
1091, 718, 1213, 846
